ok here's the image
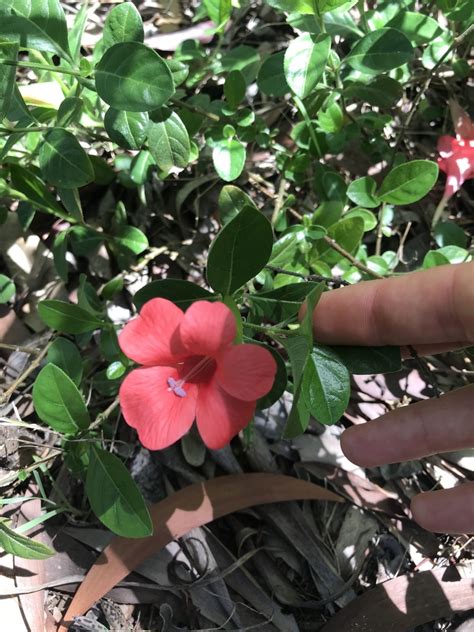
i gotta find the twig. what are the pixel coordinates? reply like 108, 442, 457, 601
0, 339, 53, 406
170, 98, 220, 123
407, 345, 440, 398
0, 342, 42, 355
322, 236, 383, 279
271, 176, 287, 225
87, 397, 120, 432
375, 202, 386, 257
265, 265, 349, 287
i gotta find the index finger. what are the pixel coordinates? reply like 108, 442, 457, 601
308, 262, 474, 347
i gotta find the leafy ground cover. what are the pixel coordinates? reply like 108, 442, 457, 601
0, 0, 473, 630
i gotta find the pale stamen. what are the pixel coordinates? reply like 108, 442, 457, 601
167, 357, 214, 398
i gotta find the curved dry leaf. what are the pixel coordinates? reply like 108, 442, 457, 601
321, 565, 474, 632
60, 473, 342, 628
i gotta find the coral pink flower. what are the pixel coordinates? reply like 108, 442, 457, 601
437, 135, 474, 201
118, 298, 277, 450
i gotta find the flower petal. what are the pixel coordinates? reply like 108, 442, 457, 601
178, 301, 236, 357
196, 379, 255, 449
437, 135, 456, 157
119, 366, 198, 450
119, 298, 185, 366
216, 344, 277, 401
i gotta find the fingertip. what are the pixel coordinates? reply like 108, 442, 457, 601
340, 426, 368, 466
410, 493, 433, 532
410, 485, 474, 535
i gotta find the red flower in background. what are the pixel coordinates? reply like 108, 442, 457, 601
118, 299, 276, 450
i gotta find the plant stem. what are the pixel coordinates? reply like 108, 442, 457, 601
170, 98, 220, 122
265, 264, 349, 287
357, 0, 370, 33
0, 59, 82, 77
293, 95, 322, 157
0, 342, 42, 354
0, 126, 54, 135
375, 202, 386, 257
0, 339, 53, 406
243, 321, 299, 337
322, 235, 383, 279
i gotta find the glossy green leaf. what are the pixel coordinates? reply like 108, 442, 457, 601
344, 208, 377, 232
9, 165, 69, 219
38, 300, 104, 334
147, 107, 190, 172
433, 221, 468, 248
106, 361, 126, 380
0, 520, 54, 560
378, 160, 439, 205
346, 28, 413, 75
0, 274, 15, 303
318, 0, 358, 12
112, 226, 149, 255
33, 364, 90, 434
0, 39, 19, 120
56, 97, 83, 127
0, 0, 71, 59
212, 138, 246, 182
250, 282, 320, 322
344, 76, 403, 109
52, 230, 69, 283
317, 216, 365, 264
58, 188, 84, 223
347, 176, 380, 208
332, 345, 402, 374
95, 42, 175, 112
220, 45, 260, 84
86, 446, 153, 538
39, 129, 94, 189
103, 1, 144, 49
207, 205, 273, 294
257, 51, 290, 97
302, 346, 350, 424
167, 59, 189, 86
218, 185, 256, 225
104, 108, 149, 150
284, 34, 330, 98
224, 69, 246, 110
266, 0, 315, 13
47, 337, 83, 386
203, 0, 232, 26
386, 11, 444, 45
134, 279, 214, 311
70, 226, 103, 257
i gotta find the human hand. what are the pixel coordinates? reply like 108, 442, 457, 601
308, 262, 474, 534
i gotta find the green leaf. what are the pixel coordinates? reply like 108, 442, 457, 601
33, 364, 90, 434
70, 226, 103, 257
52, 230, 69, 282
284, 34, 331, 99
39, 129, 94, 189
0, 274, 15, 303
147, 107, 191, 172
318, 0, 358, 12
344, 208, 377, 232
167, 59, 189, 86
203, 0, 232, 26
134, 279, 214, 311
58, 188, 84, 223
257, 347, 287, 410
378, 160, 439, 205
218, 184, 256, 225
302, 346, 350, 424
344, 76, 403, 109
433, 221, 468, 249
347, 176, 380, 208
212, 138, 246, 182
56, 97, 83, 127
317, 216, 365, 265
332, 345, 402, 374
250, 282, 320, 322
112, 225, 149, 255
266, 0, 315, 13
104, 109, 149, 150
257, 51, 290, 97
207, 205, 273, 294
47, 337, 83, 386
95, 42, 175, 112
86, 446, 153, 538
0, 39, 19, 120
103, 1, 144, 49
9, 165, 69, 219
385, 11, 444, 45
224, 70, 246, 110
0, 0, 71, 59
0, 520, 54, 560
38, 300, 104, 334
346, 28, 413, 75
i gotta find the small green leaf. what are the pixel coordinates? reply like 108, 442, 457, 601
344, 76, 403, 109
38, 300, 104, 334
112, 226, 149, 255
47, 337, 83, 386
224, 70, 246, 110
103, 1, 144, 48
207, 205, 273, 295
257, 51, 290, 97
33, 364, 90, 434
347, 176, 380, 208
284, 34, 330, 98
212, 138, 246, 182
106, 361, 126, 379
218, 185, 256, 225
346, 28, 413, 75
104, 108, 149, 150
39, 129, 94, 189
344, 208, 377, 232
52, 231, 69, 283
86, 446, 153, 538
378, 160, 439, 205
9, 165, 69, 220
0, 520, 54, 560
95, 42, 175, 112
386, 11, 444, 45
134, 279, 214, 311
302, 346, 350, 425
316, 216, 365, 265
266, 0, 315, 13
203, 0, 232, 26
250, 282, 321, 322
0, 274, 15, 303
332, 345, 402, 374
56, 97, 83, 126
0, 39, 19, 120
147, 107, 190, 172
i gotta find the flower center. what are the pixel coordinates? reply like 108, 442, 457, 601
167, 356, 216, 398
